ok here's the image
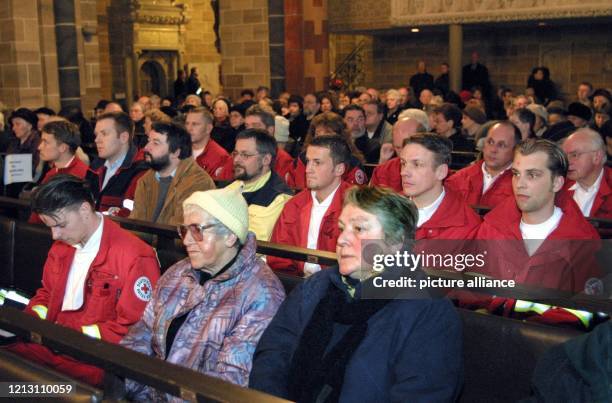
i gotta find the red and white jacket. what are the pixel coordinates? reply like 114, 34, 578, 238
287, 153, 367, 190
563, 166, 612, 219
473, 193, 602, 328
8, 217, 160, 385
268, 181, 352, 275
445, 160, 513, 208
416, 189, 482, 240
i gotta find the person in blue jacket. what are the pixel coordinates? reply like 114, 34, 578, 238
249, 185, 463, 403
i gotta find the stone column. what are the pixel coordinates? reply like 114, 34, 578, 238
53, 0, 81, 109
284, 0, 304, 95
133, 50, 141, 100
448, 24, 463, 94
268, 0, 285, 97
125, 55, 133, 106
302, 0, 329, 93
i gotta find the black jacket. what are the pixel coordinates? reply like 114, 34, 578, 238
242, 171, 292, 207
86, 145, 148, 213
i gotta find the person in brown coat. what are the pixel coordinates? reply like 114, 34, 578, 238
130, 122, 215, 225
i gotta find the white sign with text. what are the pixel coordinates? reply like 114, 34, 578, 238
3, 154, 33, 185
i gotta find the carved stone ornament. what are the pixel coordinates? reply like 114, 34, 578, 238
125, 0, 191, 25
390, 0, 612, 26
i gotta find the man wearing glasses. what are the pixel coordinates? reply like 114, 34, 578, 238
562, 128, 611, 218
225, 129, 292, 241
446, 121, 520, 208
121, 187, 285, 400
215, 106, 294, 183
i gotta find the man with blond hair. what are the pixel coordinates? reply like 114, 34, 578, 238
185, 107, 229, 179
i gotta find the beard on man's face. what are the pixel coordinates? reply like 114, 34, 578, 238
233, 161, 262, 181
145, 152, 171, 172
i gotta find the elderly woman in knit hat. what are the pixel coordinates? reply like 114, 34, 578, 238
250, 186, 463, 403
121, 186, 285, 401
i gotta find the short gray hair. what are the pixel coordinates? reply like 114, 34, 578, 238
568, 127, 607, 165
397, 108, 430, 131
343, 186, 418, 247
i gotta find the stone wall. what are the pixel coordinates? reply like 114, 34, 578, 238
184, 0, 222, 96
38, 0, 60, 110
97, 0, 112, 102
0, 0, 102, 114
355, 22, 612, 101
219, 0, 270, 101
328, 0, 391, 32
0, 0, 47, 109
284, 0, 330, 95
76, 0, 101, 115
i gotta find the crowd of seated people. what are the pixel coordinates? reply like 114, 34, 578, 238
0, 77, 611, 401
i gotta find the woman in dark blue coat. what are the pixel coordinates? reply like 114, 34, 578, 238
250, 186, 463, 403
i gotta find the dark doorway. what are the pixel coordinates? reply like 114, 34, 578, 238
139, 60, 165, 96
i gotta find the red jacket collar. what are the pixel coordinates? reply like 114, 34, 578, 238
470, 159, 513, 191
304, 181, 351, 218
297, 181, 350, 248
419, 189, 471, 229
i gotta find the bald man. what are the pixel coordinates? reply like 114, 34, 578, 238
446, 122, 520, 208
104, 102, 124, 113
370, 115, 426, 192
562, 128, 611, 218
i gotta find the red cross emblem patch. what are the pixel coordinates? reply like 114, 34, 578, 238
355, 169, 366, 185
134, 276, 153, 302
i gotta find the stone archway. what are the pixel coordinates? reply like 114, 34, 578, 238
139, 60, 165, 96
136, 50, 180, 98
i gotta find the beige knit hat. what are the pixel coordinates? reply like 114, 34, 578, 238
274, 115, 290, 143
183, 186, 249, 243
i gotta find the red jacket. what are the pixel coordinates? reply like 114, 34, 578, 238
195, 139, 230, 180
275, 147, 294, 184
29, 157, 90, 224
476, 193, 600, 291
474, 193, 601, 327
564, 166, 612, 219
287, 154, 367, 189
25, 217, 160, 341
41, 157, 89, 184
444, 160, 513, 208
215, 147, 293, 184
370, 157, 403, 193
416, 189, 482, 240
134, 147, 146, 162
9, 217, 160, 385
268, 181, 351, 275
